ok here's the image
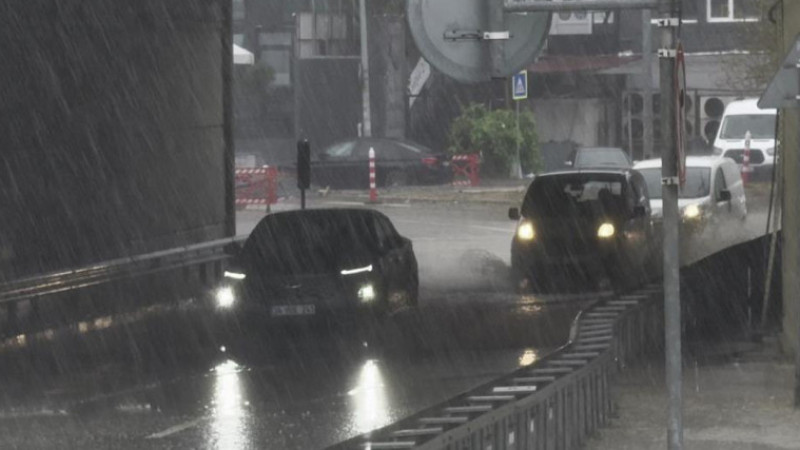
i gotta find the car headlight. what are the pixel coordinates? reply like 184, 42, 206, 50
215, 286, 236, 309
597, 222, 615, 239
682, 204, 702, 220
358, 284, 376, 303
766, 147, 775, 156
224, 270, 246, 280
516, 222, 535, 241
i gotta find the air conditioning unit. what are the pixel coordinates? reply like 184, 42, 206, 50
700, 96, 735, 143
622, 91, 659, 159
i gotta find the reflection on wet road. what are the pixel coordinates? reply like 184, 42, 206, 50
0, 203, 594, 449
0, 197, 769, 448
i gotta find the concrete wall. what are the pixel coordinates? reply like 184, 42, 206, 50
781, 3, 799, 357
0, 0, 231, 281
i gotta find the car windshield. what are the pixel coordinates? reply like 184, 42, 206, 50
522, 174, 626, 219
638, 167, 711, 199
324, 140, 357, 158
576, 148, 630, 167
719, 114, 776, 139
243, 212, 376, 275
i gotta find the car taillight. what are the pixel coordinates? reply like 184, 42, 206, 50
421, 157, 438, 167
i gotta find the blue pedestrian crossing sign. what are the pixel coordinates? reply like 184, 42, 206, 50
512, 70, 528, 100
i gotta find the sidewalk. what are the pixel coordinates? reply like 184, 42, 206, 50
585, 338, 800, 450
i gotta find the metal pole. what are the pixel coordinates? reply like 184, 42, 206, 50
504, 0, 659, 13
221, 0, 235, 237
795, 61, 800, 408
515, 100, 523, 178
642, 8, 654, 160
359, 0, 372, 137
659, 0, 682, 447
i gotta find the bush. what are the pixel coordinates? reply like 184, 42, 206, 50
448, 103, 541, 177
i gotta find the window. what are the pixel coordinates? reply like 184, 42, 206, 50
707, 0, 759, 22
260, 49, 291, 86
324, 140, 356, 158
232, 0, 245, 21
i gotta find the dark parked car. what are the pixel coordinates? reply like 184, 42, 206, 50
216, 209, 418, 319
508, 169, 655, 291
565, 147, 632, 169
312, 137, 451, 188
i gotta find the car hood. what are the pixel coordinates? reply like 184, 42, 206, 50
649, 198, 707, 220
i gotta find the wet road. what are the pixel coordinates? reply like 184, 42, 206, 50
0, 197, 771, 449
0, 201, 593, 449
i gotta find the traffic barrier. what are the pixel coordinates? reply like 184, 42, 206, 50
235, 166, 278, 206
452, 154, 481, 187
327, 284, 664, 450
368, 147, 378, 203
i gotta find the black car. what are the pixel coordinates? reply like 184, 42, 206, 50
216, 208, 418, 319
312, 137, 451, 188
509, 169, 655, 291
566, 147, 632, 169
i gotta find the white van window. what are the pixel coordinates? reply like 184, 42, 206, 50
719, 115, 776, 140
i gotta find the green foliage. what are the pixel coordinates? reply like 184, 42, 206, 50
448, 103, 542, 177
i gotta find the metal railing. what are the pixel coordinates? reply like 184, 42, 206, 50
0, 236, 247, 304
328, 284, 663, 450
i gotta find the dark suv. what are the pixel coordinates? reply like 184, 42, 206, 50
509, 169, 655, 291
217, 209, 418, 321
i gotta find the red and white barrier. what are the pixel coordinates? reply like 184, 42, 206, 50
742, 130, 752, 185
235, 166, 278, 208
452, 153, 481, 187
368, 147, 378, 203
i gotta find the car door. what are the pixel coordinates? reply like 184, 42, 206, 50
370, 213, 410, 292
722, 160, 747, 218
712, 166, 731, 222
623, 174, 649, 266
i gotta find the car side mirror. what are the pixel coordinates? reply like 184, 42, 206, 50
718, 189, 732, 202
508, 207, 520, 221
633, 205, 647, 217
564, 160, 573, 167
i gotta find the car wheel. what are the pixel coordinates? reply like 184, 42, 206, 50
385, 170, 410, 187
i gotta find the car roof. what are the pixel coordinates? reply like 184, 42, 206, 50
633, 156, 731, 170
536, 168, 634, 178
724, 98, 777, 115
577, 147, 626, 152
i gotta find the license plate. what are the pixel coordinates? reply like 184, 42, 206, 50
270, 304, 316, 317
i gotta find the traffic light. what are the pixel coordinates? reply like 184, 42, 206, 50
297, 139, 311, 190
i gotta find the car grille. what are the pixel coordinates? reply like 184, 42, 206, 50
724, 149, 766, 164
541, 237, 594, 258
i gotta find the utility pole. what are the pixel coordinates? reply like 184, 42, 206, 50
359, 0, 372, 137
642, 8, 654, 160
658, 0, 682, 448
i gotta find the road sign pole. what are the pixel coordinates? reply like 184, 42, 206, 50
659, 0, 682, 449
359, 0, 372, 137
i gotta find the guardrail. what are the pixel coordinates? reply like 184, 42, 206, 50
0, 236, 247, 305
328, 284, 663, 450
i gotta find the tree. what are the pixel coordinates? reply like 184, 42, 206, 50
722, 0, 781, 91
448, 103, 542, 177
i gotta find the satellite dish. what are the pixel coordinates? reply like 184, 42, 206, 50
407, 0, 550, 83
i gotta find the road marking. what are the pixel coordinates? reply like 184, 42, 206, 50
146, 417, 206, 439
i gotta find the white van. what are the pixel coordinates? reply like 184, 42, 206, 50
713, 98, 777, 171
